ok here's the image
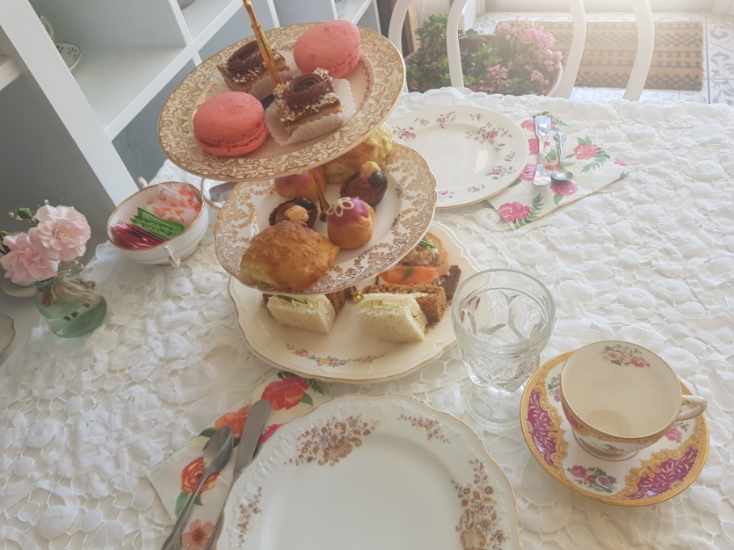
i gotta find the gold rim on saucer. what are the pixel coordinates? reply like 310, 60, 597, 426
520, 352, 709, 507
158, 24, 405, 182
214, 144, 436, 295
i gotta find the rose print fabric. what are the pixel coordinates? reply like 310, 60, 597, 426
148, 371, 331, 545
489, 113, 628, 228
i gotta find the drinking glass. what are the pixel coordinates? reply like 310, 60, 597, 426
452, 269, 555, 429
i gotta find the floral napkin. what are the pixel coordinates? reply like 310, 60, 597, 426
489, 113, 628, 228
148, 371, 331, 548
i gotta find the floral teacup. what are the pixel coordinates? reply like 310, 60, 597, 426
560, 341, 707, 460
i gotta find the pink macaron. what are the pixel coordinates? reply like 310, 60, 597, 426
293, 21, 361, 79
193, 92, 268, 157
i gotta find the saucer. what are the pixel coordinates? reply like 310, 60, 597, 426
520, 352, 709, 506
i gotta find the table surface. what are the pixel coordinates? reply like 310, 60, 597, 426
1, 88, 733, 549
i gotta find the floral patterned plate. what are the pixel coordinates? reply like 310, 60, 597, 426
216, 144, 436, 295
390, 106, 528, 208
520, 352, 709, 506
229, 223, 477, 383
220, 396, 520, 550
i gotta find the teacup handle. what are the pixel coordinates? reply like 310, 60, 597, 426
163, 244, 181, 268
676, 395, 707, 422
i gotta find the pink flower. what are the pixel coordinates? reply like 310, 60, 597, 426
498, 202, 530, 223
528, 138, 540, 155
520, 164, 536, 181
521, 119, 535, 131
665, 426, 682, 442
570, 465, 586, 478
575, 143, 601, 161
0, 232, 58, 285
32, 205, 91, 262
550, 180, 577, 196
182, 519, 215, 550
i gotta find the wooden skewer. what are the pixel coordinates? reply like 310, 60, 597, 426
242, 0, 281, 86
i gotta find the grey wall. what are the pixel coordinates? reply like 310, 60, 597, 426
0, 74, 113, 250
113, 61, 195, 183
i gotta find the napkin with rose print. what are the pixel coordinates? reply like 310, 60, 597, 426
148, 371, 331, 548
489, 113, 628, 228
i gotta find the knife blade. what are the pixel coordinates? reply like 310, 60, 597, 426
205, 399, 271, 549
234, 399, 272, 476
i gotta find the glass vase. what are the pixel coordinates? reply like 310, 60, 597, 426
34, 276, 107, 337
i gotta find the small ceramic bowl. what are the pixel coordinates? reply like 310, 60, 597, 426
107, 181, 208, 267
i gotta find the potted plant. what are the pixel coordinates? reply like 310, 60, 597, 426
406, 15, 562, 96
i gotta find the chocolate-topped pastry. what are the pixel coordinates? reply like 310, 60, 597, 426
269, 198, 318, 228
217, 40, 290, 99
273, 69, 342, 138
340, 161, 388, 207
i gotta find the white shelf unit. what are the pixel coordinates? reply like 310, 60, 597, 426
0, 0, 381, 242
0, 54, 21, 92
274, 0, 381, 31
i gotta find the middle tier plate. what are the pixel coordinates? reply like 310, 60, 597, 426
215, 144, 437, 295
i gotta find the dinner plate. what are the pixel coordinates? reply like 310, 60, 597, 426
216, 144, 436, 295
220, 396, 520, 550
159, 24, 405, 182
391, 106, 528, 208
520, 352, 709, 507
229, 223, 476, 383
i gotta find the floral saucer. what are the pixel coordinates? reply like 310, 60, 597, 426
520, 352, 709, 506
391, 106, 528, 208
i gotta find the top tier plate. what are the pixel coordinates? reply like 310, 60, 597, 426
158, 24, 405, 182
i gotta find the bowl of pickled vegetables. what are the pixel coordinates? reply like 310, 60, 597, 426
107, 181, 208, 266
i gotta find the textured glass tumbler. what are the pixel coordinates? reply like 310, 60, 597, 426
452, 269, 555, 429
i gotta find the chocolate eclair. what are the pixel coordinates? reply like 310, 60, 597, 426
217, 40, 290, 99
273, 69, 342, 137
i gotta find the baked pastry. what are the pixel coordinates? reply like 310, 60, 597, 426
193, 92, 268, 157
217, 40, 290, 99
240, 221, 339, 291
358, 294, 427, 343
293, 20, 362, 78
274, 170, 325, 203
340, 161, 388, 207
269, 198, 318, 228
264, 290, 346, 334
265, 70, 356, 145
363, 283, 447, 326
327, 197, 374, 250
323, 126, 393, 187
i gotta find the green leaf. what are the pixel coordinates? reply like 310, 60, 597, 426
578, 137, 592, 145
308, 380, 325, 394
554, 193, 563, 205
175, 492, 190, 518
199, 427, 216, 438
301, 393, 314, 406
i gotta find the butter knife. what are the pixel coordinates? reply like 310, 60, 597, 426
205, 399, 272, 549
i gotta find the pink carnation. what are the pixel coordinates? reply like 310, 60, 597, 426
0, 232, 59, 285
550, 180, 577, 196
32, 205, 91, 262
498, 202, 530, 223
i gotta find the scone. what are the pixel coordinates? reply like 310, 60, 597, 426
240, 221, 339, 291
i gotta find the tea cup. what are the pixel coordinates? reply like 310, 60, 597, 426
560, 341, 706, 460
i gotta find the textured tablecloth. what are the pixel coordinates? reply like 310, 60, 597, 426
1, 88, 733, 549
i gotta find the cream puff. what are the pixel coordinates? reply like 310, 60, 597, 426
327, 197, 374, 249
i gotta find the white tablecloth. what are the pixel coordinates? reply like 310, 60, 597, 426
2, 88, 733, 549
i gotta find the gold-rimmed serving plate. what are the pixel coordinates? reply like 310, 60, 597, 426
159, 24, 405, 182
215, 144, 436, 295
520, 352, 709, 507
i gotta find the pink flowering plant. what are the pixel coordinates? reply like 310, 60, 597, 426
476, 22, 562, 96
0, 204, 91, 286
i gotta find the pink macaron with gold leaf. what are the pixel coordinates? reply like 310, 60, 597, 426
293, 21, 362, 79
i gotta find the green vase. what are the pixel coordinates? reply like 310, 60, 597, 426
34, 276, 107, 337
